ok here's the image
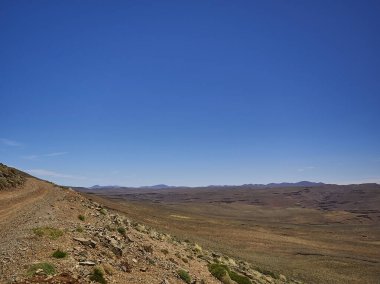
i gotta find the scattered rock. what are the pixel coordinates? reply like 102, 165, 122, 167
79, 261, 96, 266
35, 268, 44, 275
73, 237, 97, 248
120, 261, 132, 272
143, 244, 153, 253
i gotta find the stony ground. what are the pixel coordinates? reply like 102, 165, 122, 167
0, 178, 302, 284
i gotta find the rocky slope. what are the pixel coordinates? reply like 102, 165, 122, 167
0, 165, 302, 284
0, 163, 30, 190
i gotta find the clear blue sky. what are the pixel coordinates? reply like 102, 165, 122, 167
1, 1, 379, 187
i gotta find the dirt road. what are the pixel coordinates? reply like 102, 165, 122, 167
0, 179, 64, 281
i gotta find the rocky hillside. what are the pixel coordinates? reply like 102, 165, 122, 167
0, 163, 30, 190
0, 164, 302, 284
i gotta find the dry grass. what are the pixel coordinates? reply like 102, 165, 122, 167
33, 227, 64, 240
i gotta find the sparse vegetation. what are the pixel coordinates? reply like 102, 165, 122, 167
117, 226, 126, 235
229, 270, 252, 284
208, 263, 229, 280
177, 269, 191, 283
193, 243, 202, 253
147, 258, 155, 265
78, 214, 85, 221
76, 226, 84, 233
52, 249, 67, 258
27, 262, 55, 276
33, 227, 63, 240
208, 263, 251, 284
90, 267, 107, 284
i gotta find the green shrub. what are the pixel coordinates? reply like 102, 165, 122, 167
208, 263, 229, 280
229, 271, 252, 284
117, 226, 126, 235
90, 267, 107, 284
78, 214, 85, 221
208, 263, 251, 284
178, 269, 191, 283
33, 227, 63, 240
27, 262, 55, 276
76, 226, 84, 233
147, 258, 155, 265
52, 249, 67, 259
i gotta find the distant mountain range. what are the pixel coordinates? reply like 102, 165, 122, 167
90, 184, 173, 190
90, 185, 122, 189
88, 181, 325, 190
141, 184, 173, 189
242, 181, 326, 188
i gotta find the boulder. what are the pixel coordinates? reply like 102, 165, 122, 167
73, 237, 97, 248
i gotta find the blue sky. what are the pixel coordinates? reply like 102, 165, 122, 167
1, 0, 379, 187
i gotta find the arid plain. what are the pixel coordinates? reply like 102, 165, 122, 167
80, 184, 380, 284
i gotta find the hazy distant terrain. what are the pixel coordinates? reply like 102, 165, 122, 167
79, 183, 380, 284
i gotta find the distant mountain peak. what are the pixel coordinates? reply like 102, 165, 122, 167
139, 184, 172, 189
90, 185, 122, 189
88, 184, 174, 190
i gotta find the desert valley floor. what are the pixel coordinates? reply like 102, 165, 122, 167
80, 184, 380, 284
